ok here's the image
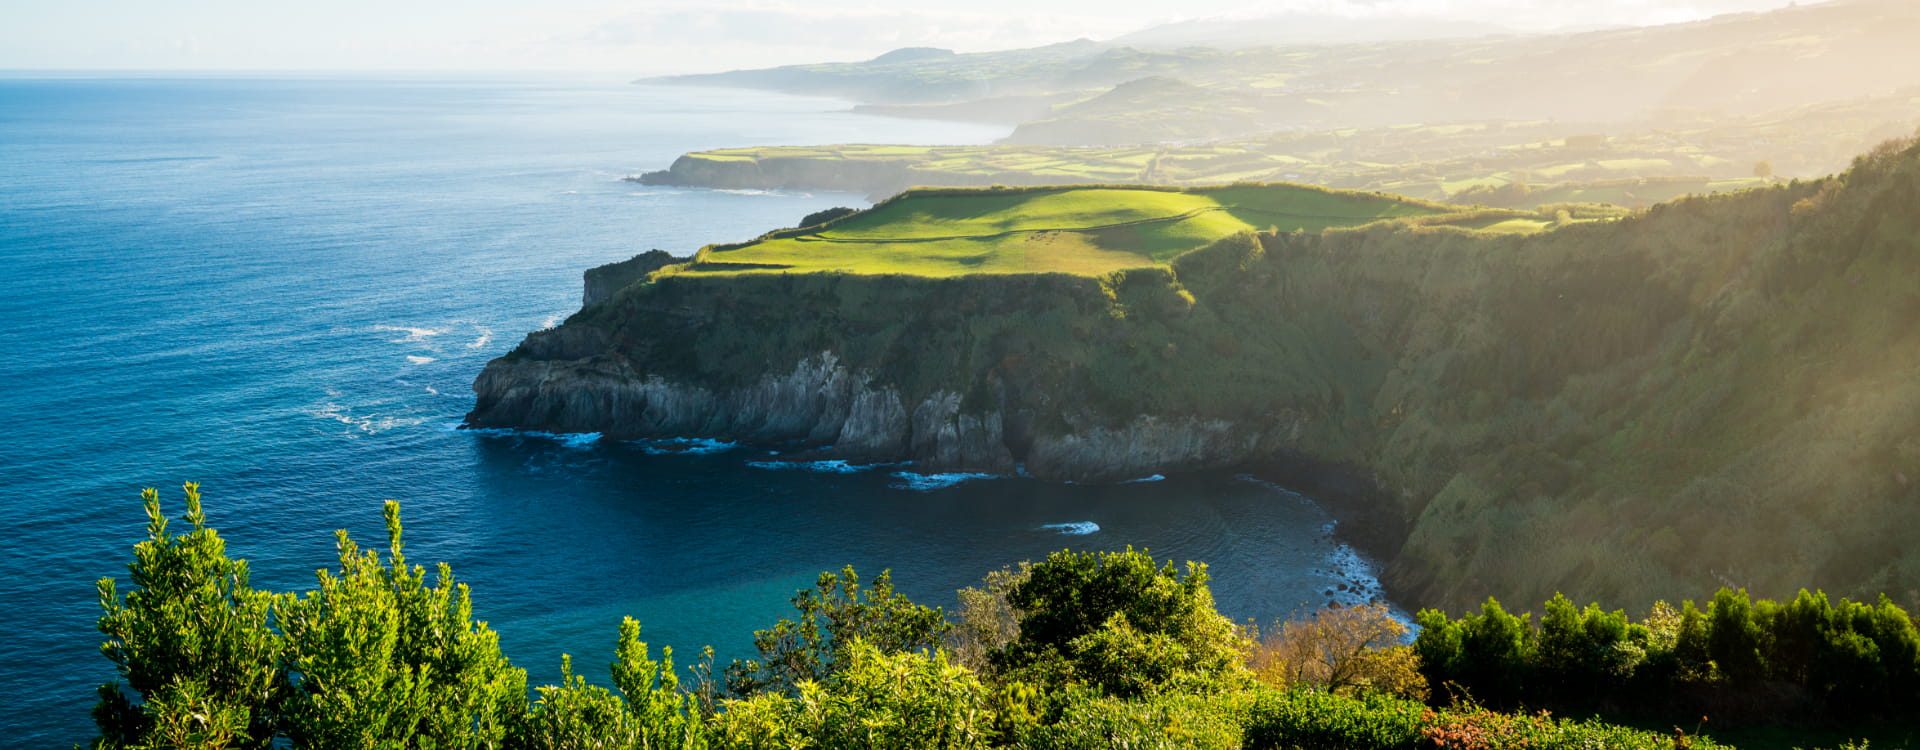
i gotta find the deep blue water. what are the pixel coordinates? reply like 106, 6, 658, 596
0, 75, 1392, 746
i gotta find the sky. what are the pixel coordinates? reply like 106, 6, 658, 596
0, 0, 1813, 75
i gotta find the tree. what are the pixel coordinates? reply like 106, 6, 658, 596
93, 483, 280, 750
1415, 598, 1534, 707
1248, 602, 1426, 700
725, 566, 950, 697
951, 563, 1030, 672
992, 548, 1246, 696
1754, 160, 1775, 178
1707, 588, 1767, 683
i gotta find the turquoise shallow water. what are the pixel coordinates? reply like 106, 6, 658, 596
0, 74, 1391, 747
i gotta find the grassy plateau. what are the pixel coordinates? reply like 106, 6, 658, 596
679, 183, 1545, 277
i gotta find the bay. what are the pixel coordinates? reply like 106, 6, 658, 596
0, 74, 1390, 746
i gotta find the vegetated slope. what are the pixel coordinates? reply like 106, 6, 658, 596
677, 184, 1487, 277
635, 87, 1920, 205
473, 137, 1920, 614
1004, 76, 1302, 145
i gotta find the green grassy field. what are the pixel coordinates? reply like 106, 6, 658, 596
677, 183, 1531, 277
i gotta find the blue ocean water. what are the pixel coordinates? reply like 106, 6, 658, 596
0, 75, 1393, 746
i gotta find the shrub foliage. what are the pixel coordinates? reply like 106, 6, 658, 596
110, 485, 1920, 749
1415, 588, 1920, 721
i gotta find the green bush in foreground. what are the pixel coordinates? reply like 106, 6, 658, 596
93, 484, 279, 749
275, 500, 526, 748
716, 642, 994, 750
993, 548, 1248, 698
723, 565, 950, 698
91, 487, 1835, 749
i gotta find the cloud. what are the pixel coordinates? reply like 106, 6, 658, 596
0, 0, 1803, 71
489, 0, 1803, 73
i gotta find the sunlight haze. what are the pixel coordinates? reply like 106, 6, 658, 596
2, 0, 1813, 73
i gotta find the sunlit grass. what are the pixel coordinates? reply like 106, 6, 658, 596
679, 183, 1514, 277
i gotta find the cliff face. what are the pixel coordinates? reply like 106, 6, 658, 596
473, 140, 1920, 612
471, 267, 1282, 481
583, 250, 677, 308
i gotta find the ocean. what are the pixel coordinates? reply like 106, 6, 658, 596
0, 74, 1392, 746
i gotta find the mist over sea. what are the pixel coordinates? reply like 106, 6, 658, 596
0, 75, 1393, 746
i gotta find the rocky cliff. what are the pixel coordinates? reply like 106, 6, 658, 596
473, 138, 1920, 612
583, 250, 678, 308
471, 267, 1278, 482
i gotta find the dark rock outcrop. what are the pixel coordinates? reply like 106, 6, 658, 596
584, 250, 678, 308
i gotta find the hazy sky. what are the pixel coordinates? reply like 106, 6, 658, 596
1, 0, 1811, 75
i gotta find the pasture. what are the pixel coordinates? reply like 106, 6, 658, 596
677, 183, 1527, 277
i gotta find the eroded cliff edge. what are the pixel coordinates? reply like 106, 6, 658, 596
473, 140, 1920, 612
470, 269, 1277, 482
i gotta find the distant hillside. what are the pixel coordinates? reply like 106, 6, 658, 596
643, 0, 1920, 145
1004, 76, 1307, 145
1110, 12, 1513, 49
639, 39, 1120, 104
634, 88, 1920, 205
483, 138, 1920, 615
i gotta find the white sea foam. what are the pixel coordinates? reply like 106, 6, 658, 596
1121, 474, 1166, 484
373, 325, 449, 345
406, 355, 435, 365
1040, 522, 1100, 536
466, 325, 494, 349
888, 471, 996, 491
632, 437, 738, 455
306, 398, 427, 436
464, 427, 603, 448
748, 459, 885, 473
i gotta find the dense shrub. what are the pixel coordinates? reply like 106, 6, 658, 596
1022, 689, 1249, 750
276, 501, 526, 748
992, 548, 1248, 697
724, 565, 950, 697
87, 487, 1865, 749
714, 642, 994, 750
1242, 688, 1423, 750
93, 484, 280, 749
513, 619, 707, 749
1415, 588, 1920, 721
